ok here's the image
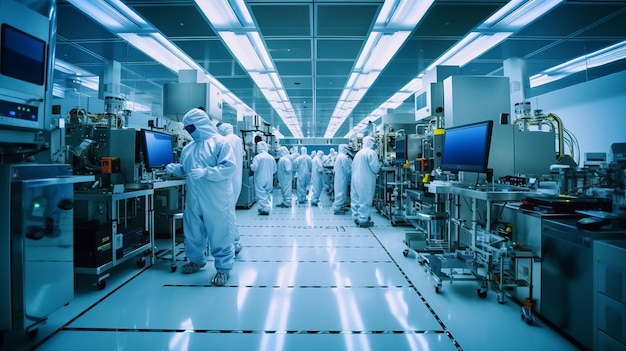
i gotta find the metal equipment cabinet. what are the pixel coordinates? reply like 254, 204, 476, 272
0, 164, 93, 338
542, 217, 626, 350
594, 240, 626, 351
73, 189, 153, 289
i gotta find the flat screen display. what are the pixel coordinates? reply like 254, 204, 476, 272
395, 137, 406, 165
141, 130, 175, 172
440, 120, 494, 173
0, 24, 46, 85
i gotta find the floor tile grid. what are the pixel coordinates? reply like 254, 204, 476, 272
364, 227, 465, 351
230, 222, 464, 347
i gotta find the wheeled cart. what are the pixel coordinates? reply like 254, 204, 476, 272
154, 212, 185, 272
74, 189, 153, 289
420, 250, 488, 296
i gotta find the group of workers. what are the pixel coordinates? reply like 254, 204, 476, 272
166, 107, 381, 286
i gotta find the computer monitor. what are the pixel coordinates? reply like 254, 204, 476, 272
140, 129, 175, 173
439, 120, 494, 174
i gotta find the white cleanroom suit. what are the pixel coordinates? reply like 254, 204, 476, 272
350, 136, 381, 227
332, 144, 352, 214
294, 147, 312, 203
276, 146, 293, 208
310, 150, 325, 205
250, 141, 277, 215
165, 108, 236, 284
217, 122, 243, 254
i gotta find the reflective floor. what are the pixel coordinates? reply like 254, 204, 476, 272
5, 191, 581, 351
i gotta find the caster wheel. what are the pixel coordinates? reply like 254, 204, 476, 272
171, 264, 177, 272
497, 293, 505, 304
97, 280, 107, 290
435, 286, 441, 294
477, 289, 488, 299
391, 220, 397, 227
27, 328, 38, 339
136, 257, 146, 268
403, 249, 409, 257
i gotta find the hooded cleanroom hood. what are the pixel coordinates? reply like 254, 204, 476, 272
363, 136, 376, 149
257, 141, 269, 153
183, 108, 217, 141
300, 146, 308, 156
218, 122, 234, 136
339, 144, 348, 154
279, 146, 289, 157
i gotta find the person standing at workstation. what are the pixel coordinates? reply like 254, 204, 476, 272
165, 108, 236, 286
332, 144, 352, 215
250, 141, 277, 215
276, 146, 293, 208
294, 146, 312, 204
350, 136, 381, 228
217, 122, 244, 255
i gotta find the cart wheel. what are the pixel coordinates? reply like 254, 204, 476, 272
521, 307, 534, 325
435, 285, 441, 294
171, 264, 177, 272
497, 293, 505, 304
391, 220, 397, 227
136, 257, 146, 268
27, 328, 38, 339
477, 289, 488, 299
97, 279, 107, 290
403, 249, 409, 257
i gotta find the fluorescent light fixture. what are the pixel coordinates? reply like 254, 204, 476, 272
428, 32, 512, 69
363, 31, 411, 72
376, 0, 434, 29
530, 39, 626, 88
195, 0, 302, 138
249, 72, 277, 90
53, 83, 65, 98
482, 0, 563, 31
401, 78, 423, 92
119, 32, 202, 73
325, 0, 434, 138
220, 32, 267, 72
194, 0, 253, 29
66, 0, 150, 32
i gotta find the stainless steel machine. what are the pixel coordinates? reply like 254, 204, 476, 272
541, 216, 626, 350
0, 164, 92, 337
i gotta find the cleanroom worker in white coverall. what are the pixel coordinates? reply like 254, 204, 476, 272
310, 150, 325, 206
217, 122, 243, 255
350, 136, 381, 228
165, 108, 236, 285
276, 146, 293, 208
294, 146, 312, 203
250, 141, 276, 215
332, 144, 352, 215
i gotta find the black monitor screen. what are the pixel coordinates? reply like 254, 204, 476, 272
0, 24, 46, 85
395, 137, 406, 165
440, 120, 494, 173
141, 130, 175, 172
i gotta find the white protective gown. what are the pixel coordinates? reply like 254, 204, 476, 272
350, 136, 381, 224
310, 150, 325, 205
294, 147, 312, 203
166, 108, 236, 273
218, 123, 243, 253
332, 144, 352, 212
250, 141, 277, 213
276, 146, 293, 207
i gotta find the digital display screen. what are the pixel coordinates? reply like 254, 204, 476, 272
0, 24, 46, 86
141, 130, 175, 172
440, 120, 494, 173
395, 138, 406, 165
